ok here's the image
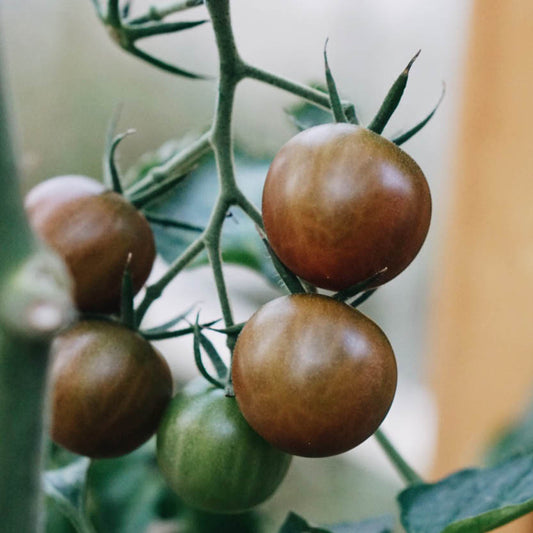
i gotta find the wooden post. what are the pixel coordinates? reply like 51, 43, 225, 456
430, 0, 533, 530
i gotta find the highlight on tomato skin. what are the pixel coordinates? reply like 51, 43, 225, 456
50, 319, 173, 459
25, 175, 156, 313
231, 293, 398, 458
261, 123, 432, 291
156, 378, 292, 515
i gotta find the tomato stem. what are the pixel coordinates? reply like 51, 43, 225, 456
374, 429, 423, 486
128, 0, 204, 25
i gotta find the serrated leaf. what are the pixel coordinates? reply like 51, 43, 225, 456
399, 454, 533, 533
43, 458, 93, 532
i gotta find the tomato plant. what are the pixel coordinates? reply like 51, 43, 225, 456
232, 293, 397, 457
156, 378, 292, 514
50, 319, 172, 459
262, 123, 432, 290
25, 175, 156, 313
10, 2, 530, 532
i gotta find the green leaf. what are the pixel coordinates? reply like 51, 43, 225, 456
399, 454, 533, 533
486, 395, 533, 465
129, 144, 279, 284
285, 84, 332, 131
88, 441, 182, 533
328, 515, 394, 533
43, 458, 94, 533
279, 512, 332, 533
278, 513, 394, 533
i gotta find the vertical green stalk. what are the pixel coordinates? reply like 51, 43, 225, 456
0, 46, 73, 532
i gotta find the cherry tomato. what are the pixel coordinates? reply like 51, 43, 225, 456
156, 378, 292, 514
50, 319, 172, 458
25, 175, 156, 312
262, 124, 431, 290
232, 294, 397, 457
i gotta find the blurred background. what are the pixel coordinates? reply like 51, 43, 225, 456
3, 0, 533, 531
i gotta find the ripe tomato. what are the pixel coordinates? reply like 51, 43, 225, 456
25, 175, 156, 313
232, 294, 397, 457
262, 124, 431, 290
50, 320, 172, 458
156, 378, 292, 514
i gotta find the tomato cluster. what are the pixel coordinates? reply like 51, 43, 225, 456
28, 121, 430, 514
230, 124, 430, 459
25, 176, 170, 459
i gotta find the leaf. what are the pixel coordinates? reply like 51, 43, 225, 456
399, 454, 533, 533
43, 458, 94, 532
328, 514, 394, 533
279, 512, 394, 533
285, 84, 332, 131
486, 394, 533, 465
87, 441, 182, 533
279, 512, 332, 533
129, 144, 279, 284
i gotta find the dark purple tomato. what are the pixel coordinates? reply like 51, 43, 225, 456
25, 175, 156, 312
262, 124, 431, 290
50, 320, 172, 458
232, 294, 397, 457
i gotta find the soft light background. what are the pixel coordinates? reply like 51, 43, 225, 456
1, 0, 497, 528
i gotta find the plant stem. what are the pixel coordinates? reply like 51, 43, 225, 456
129, 0, 204, 25
126, 131, 212, 198
135, 235, 206, 325
0, 49, 73, 533
374, 429, 423, 486
243, 63, 332, 109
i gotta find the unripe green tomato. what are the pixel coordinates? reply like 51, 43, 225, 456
50, 320, 172, 458
25, 175, 156, 313
156, 378, 292, 514
232, 294, 397, 457
262, 124, 431, 290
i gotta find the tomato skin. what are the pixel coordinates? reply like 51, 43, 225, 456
25, 175, 156, 312
262, 124, 431, 290
232, 294, 397, 458
156, 378, 292, 514
50, 320, 172, 459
